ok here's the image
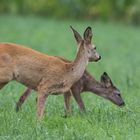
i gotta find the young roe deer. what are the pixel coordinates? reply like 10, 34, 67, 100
66, 71, 125, 112
16, 67, 125, 113
0, 26, 101, 119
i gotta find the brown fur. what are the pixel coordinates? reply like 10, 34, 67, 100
0, 27, 100, 119
16, 65, 125, 114
68, 71, 125, 111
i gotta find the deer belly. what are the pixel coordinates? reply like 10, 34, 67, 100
48, 81, 71, 94
16, 76, 40, 89
14, 70, 42, 90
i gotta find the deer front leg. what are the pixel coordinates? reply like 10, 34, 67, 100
37, 79, 51, 119
72, 89, 86, 112
64, 91, 72, 114
16, 88, 32, 112
37, 92, 48, 120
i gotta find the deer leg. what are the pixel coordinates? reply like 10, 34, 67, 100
37, 91, 49, 119
72, 90, 86, 112
64, 91, 72, 114
0, 83, 7, 89
16, 88, 32, 112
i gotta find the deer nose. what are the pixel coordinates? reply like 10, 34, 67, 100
120, 102, 125, 106
98, 55, 101, 60
95, 55, 101, 62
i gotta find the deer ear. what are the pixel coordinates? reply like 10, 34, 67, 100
70, 26, 82, 44
83, 26, 92, 43
101, 72, 113, 87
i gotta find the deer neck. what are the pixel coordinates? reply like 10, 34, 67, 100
84, 74, 108, 98
69, 45, 89, 82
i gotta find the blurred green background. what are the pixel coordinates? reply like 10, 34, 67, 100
0, 0, 140, 25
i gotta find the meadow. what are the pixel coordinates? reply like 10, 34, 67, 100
0, 15, 140, 140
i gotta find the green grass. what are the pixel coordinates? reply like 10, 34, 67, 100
0, 15, 140, 140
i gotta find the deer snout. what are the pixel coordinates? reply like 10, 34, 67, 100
95, 55, 101, 62
119, 101, 125, 107
98, 55, 101, 60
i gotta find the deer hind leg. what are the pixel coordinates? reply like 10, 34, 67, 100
16, 88, 32, 112
64, 91, 72, 115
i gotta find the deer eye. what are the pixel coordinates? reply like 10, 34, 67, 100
117, 93, 121, 97
94, 47, 96, 50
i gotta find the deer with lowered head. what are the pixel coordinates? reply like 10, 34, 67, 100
16, 66, 125, 114
0, 26, 101, 119
65, 71, 125, 112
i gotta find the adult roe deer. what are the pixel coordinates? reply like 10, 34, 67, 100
0, 26, 101, 119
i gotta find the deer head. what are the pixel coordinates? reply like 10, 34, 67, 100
100, 72, 125, 106
70, 26, 101, 62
